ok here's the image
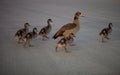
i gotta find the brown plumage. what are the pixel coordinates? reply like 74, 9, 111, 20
53, 11, 82, 39
15, 23, 30, 43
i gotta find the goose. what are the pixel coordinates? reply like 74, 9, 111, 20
56, 33, 75, 53
23, 28, 38, 48
15, 23, 30, 43
53, 11, 83, 39
39, 19, 53, 40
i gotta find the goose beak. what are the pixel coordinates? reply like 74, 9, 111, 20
80, 13, 85, 17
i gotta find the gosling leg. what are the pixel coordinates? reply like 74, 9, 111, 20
55, 46, 58, 52
18, 38, 23, 44
102, 37, 105, 43
28, 40, 34, 47
45, 36, 49, 39
23, 38, 28, 48
64, 47, 70, 53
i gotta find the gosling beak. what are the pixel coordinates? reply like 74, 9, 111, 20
28, 24, 31, 26
51, 20, 53, 23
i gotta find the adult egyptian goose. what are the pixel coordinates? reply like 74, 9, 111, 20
39, 19, 53, 40
56, 33, 75, 53
53, 11, 82, 39
15, 23, 30, 43
23, 28, 38, 48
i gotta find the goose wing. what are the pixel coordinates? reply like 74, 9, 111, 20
53, 23, 76, 39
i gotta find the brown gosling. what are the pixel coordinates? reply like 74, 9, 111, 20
99, 23, 113, 42
15, 23, 30, 44
56, 33, 75, 53
23, 28, 38, 48
39, 19, 53, 40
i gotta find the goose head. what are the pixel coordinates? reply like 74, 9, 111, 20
75, 11, 85, 18
74, 11, 81, 18
74, 11, 85, 20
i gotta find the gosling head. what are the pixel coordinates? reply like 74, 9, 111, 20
24, 23, 31, 27
109, 22, 113, 27
48, 19, 53, 23
33, 27, 38, 33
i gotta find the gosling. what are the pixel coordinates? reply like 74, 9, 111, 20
56, 33, 75, 53
15, 23, 30, 44
23, 28, 38, 48
39, 19, 53, 40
